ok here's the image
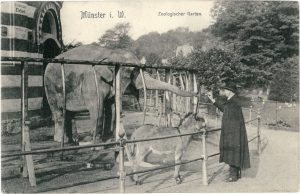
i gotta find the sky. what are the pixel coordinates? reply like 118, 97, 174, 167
60, 0, 215, 44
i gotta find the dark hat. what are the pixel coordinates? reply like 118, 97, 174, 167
220, 82, 238, 93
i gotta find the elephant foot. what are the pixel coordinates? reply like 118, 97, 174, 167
135, 180, 142, 185
175, 175, 183, 184
82, 135, 93, 142
129, 173, 142, 185
54, 133, 69, 143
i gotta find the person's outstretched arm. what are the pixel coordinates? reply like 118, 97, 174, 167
206, 91, 224, 112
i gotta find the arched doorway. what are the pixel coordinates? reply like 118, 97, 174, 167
37, 4, 63, 120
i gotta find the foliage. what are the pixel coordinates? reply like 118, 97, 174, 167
98, 22, 133, 49
132, 27, 207, 60
269, 56, 299, 102
188, 48, 250, 89
62, 41, 82, 52
210, 1, 299, 87
145, 53, 162, 66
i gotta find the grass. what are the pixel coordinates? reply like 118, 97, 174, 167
242, 101, 299, 130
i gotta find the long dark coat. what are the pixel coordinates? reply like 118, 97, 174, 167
214, 95, 250, 169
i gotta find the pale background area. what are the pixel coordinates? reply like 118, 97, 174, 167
60, 0, 214, 44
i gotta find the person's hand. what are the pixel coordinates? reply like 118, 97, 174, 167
206, 91, 215, 103
206, 91, 213, 99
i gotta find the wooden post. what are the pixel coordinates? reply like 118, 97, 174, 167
115, 66, 121, 142
172, 74, 177, 112
149, 90, 153, 108
189, 73, 193, 111
193, 73, 198, 114
140, 69, 147, 124
155, 69, 159, 109
149, 71, 153, 108
157, 71, 163, 126
165, 69, 171, 127
21, 61, 36, 186
118, 136, 126, 193
249, 105, 253, 121
202, 129, 208, 185
275, 101, 278, 126
21, 61, 28, 177
23, 122, 36, 186
257, 110, 261, 155
60, 63, 66, 160
92, 65, 100, 144
185, 72, 190, 112
179, 73, 185, 113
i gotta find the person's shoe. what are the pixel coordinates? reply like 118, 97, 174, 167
237, 169, 241, 179
225, 177, 238, 182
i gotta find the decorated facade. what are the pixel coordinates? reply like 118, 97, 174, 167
1, 1, 63, 133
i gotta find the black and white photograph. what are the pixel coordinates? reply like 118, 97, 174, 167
0, 0, 299, 193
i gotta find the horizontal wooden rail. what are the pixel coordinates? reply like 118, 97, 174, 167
248, 136, 258, 143
127, 157, 204, 176
1, 144, 118, 158
207, 153, 220, 158
1, 127, 222, 158
242, 107, 260, 114
245, 118, 258, 124
1, 57, 199, 72
126, 127, 220, 144
205, 128, 222, 133
37, 174, 120, 193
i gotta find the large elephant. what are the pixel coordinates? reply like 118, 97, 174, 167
44, 44, 196, 143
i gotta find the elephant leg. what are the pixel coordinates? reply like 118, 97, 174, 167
110, 102, 116, 139
52, 109, 69, 143
103, 98, 115, 142
65, 110, 75, 143
53, 109, 76, 143
84, 93, 104, 143
90, 101, 104, 143
53, 110, 63, 142
82, 73, 105, 143
174, 147, 183, 184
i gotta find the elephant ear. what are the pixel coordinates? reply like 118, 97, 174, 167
99, 66, 114, 86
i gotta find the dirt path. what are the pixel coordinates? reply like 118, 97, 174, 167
1, 112, 299, 193
50, 127, 299, 193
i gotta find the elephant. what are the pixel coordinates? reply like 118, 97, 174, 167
44, 44, 197, 143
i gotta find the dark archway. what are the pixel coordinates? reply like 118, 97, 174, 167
42, 39, 60, 118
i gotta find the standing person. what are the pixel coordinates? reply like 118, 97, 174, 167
206, 82, 250, 182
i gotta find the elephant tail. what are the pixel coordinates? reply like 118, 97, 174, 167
128, 133, 137, 159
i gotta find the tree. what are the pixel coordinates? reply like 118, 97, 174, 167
145, 53, 162, 66
98, 22, 133, 49
210, 1, 299, 88
62, 41, 82, 52
269, 56, 299, 102
132, 27, 206, 60
187, 48, 250, 89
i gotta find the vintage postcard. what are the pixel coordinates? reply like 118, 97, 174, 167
1, 0, 299, 193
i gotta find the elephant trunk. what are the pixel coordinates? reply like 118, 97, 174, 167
135, 73, 197, 97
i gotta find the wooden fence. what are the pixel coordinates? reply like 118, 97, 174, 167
1, 57, 262, 192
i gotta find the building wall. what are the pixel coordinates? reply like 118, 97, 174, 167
1, 1, 63, 134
